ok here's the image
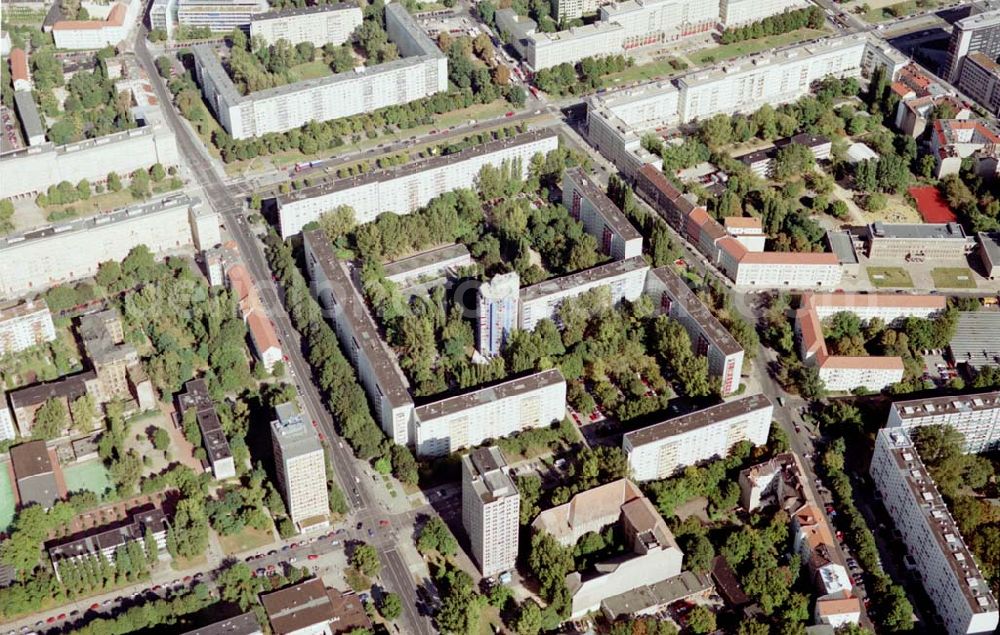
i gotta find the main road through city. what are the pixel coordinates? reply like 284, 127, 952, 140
134, 32, 435, 635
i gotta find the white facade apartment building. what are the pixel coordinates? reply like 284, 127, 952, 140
644, 267, 744, 396
624, 394, 772, 481
52, 0, 140, 50
271, 402, 330, 531
278, 130, 559, 238
177, 0, 268, 33
0, 195, 218, 300
250, 3, 362, 47
519, 256, 649, 331
194, 4, 447, 140
600, 0, 719, 49
562, 167, 643, 261
0, 300, 56, 356
553, 0, 602, 20
587, 33, 906, 176
871, 429, 999, 635
719, 0, 807, 28
303, 230, 415, 445
413, 369, 566, 457
477, 272, 520, 358
462, 446, 520, 577
0, 122, 178, 198
886, 390, 1000, 454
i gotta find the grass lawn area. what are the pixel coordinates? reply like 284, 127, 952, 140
218, 523, 275, 555
172, 553, 208, 571
478, 605, 502, 635
0, 468, 15, 533
867, 266, 913, 288
864, 0, 939, 23
63, 460, 113, 498
687, 28, 829, 66
931, 267, 977, 289
266, 100, 513, 171
600, 57, 685, 87
291, 60, 333, 81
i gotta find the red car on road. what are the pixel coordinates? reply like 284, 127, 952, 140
308, 554, 319, 560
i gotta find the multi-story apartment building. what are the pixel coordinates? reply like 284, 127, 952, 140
553, 0, 604, 20
945, 5, 1000, 82
79, 310, 138, 402
176, 379, 236, 480
871, 429, 999, 635
795, 293, 945, 393
519, 256, 649, 331
718, 0, 807, 27
177, 0, 268, 33
532, 478, 684, 618
271, 402, 329, 531
863, 221, 975, 261
0, 195, 217, 299
277, 130, 559, 237
587, 33, 906, 176
0, 120, 178, 198
249, 3, 362, 46
0, 299, 56, 356
634, 165, 843, 288
928, 118, 1000, 178
886, 390, 1000, 454
624, 394, 773, 481
193, 4, 447, 139
477, 272, 520, 358
382, 244, 473, 286
47, 506, 169, 580
181, 613, 262, 635
8, 371, 99, 438
413, 369, 566, 457
601, 0, 719, 48
957, 52, 1000, 115
561, 168, 643, 261
461, 446, 520, 577
52, 0, 141, 50
643, 267, 744, 396
303, 230, 415, 445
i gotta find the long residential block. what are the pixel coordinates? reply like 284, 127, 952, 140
0, 122, 178, 198
0, 195, 218, 300
518, 257, 649, 331
643, 267, 743, 396
562, 167, 643, 261
414, 369, 566, 457
624, 394, 772, 481
587, 33, 906, 175
278, 129, 559, 238
250, 3, 362, 47
193, 4, 447, 140
634, 165, 842, 288
303, 229, 415, 445
886, 390, 1000, 454
871, 429, 999, 635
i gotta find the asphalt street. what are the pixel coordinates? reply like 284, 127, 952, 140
134, 32, 435, 635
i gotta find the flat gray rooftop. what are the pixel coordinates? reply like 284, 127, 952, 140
272, 401, 322, 459
252, 2, 355, 21
279, 129, 558, 205
600, 570, 712, 620
949, 311, 1000, 370
563, 167, 642, 243
624, 394, 772, 448
520, 256, 647, 304
826, 230, 859, 265
869, 221, 967, 240
382, 243, 470, 279
415, 368, 564, 421
0, 193, 196, 251
14, 90, 44, 141
180, 612, 261, 635
464, 446, 517, 504
978, 232, 1000, 267
303, 230, 413, 408
648, 266, 742, 356
891, 389, 1000, 420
